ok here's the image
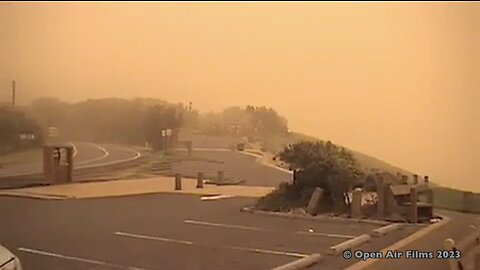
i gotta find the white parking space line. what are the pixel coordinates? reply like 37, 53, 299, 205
18, 247, 149, 270
226, 245, 307, 258
115, 231, 308, 258
184, 220, 263, 231
200, 195, 236, 201
184, 219, 355, 239
115, 231, 193, 245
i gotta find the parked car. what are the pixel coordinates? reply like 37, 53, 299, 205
0, 245, 22, 270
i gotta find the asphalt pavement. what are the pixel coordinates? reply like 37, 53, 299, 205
172, 150, 291, 187
0, 193, 416, 270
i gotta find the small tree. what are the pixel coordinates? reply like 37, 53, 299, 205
278, 141, 364, 212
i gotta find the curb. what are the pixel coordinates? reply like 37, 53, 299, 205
344, 215, 452, 270
270, 253, 322, 270
240, 207, 390, 226
329, 234, 371, 255
371, 223, 404, 237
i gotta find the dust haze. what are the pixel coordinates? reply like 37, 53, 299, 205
0, 2, 479, 191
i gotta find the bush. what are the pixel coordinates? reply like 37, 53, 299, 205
256, 182, 304, 211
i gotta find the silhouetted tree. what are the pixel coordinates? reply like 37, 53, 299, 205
278, 141, 364, 211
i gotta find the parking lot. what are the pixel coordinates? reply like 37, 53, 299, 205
0, 192, 409, 270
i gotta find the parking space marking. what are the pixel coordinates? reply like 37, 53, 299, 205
226, 245, 307, 258
115, 230, 308, 258
184, 219, 355, 239
115, 231, 194, 245
18, 247, 149, 270
200, 195, 236, 201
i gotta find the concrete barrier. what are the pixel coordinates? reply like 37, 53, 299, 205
444, 224, 480, 270
329, 234, 371, 255
270, 253, 322, 270
372, 223, 403, 237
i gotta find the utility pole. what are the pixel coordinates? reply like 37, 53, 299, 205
11, 80, 16, 107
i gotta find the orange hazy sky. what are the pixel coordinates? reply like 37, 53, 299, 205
0, 2, 479, 191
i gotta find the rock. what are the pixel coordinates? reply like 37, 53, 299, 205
307, 188, 324, 215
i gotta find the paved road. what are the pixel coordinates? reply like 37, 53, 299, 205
172, 150, 291, 187
0, 193, 420, 270
0, 143, 141, 187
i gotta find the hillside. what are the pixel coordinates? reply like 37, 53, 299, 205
260, 132, 413, 177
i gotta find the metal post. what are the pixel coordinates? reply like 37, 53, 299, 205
197, 172, 204, 188
175, 173, 182, 190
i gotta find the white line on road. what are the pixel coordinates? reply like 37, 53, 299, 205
68, 143, 78, 157
75, 143, 110, 166
18, 247, 149, 270
184, 219, 355, 239
115, 231, 307, 258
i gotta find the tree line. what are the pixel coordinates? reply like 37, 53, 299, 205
0, 106, 43, 153
187, 105, 289, 140
28, 97, 186, 150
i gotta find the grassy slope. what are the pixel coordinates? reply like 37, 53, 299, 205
262, 132, 412, 176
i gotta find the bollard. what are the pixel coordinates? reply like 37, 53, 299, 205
217, 170, 224, 185
424, 175, 429, 184
197, 172, 204, 188
351, 188, 363, 219
175, 173, 182, 190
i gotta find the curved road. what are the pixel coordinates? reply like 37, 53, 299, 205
0, 143, 141, 179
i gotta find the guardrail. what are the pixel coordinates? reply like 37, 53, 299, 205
444, 224, 480, 270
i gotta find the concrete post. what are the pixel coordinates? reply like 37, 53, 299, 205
376, 178, 385, 219
306, 188, 324, 215
196, 172, 204, 188
352, 188, 363, 219
217, 170, 224, 185
409, 187, 418, 223
413, 174, 419, 185
175, 173, 182, 190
